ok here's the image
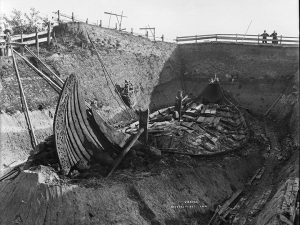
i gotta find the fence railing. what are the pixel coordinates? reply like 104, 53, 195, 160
52, 10, 169, 42
0, 23, 52, 56
176, 34, 299, 46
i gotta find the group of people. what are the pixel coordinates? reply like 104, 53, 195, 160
261, 30, 278, 44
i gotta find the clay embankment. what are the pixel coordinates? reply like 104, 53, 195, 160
0, 22, 299, 224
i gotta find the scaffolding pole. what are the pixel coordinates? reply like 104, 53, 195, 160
11, 46, 38, 150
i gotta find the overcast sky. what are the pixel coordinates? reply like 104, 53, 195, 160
1, 0, 299, 41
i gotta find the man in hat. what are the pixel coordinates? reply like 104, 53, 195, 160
270, 30, 278, 44
261, 30, 269, 44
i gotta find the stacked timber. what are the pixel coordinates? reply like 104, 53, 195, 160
122, 84, 249, 156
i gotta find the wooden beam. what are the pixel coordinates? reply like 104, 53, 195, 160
106, 128, 144, 178
13, 49, 61, 93
35, 27, 39, 57
11, 47, 38, 150
139, 109, 149, 144
47, 22, 51, 46
24, 45, 64, 87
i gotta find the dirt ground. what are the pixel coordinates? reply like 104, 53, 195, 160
0, 22, 299, 225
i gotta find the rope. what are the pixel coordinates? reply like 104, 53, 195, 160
84, 27, 133, 119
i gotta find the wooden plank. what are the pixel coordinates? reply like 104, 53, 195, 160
11, 47, 37, 150
13, 50, 61, 93
91, 107, 130, 148
139, 109, 149, 144
54, 76, 75, 173
106, 128, 144, 178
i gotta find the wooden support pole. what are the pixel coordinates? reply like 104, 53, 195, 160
11, 47, 38, 150
280, 35, 282, 44
13, 49, 61, 93
20, 31, 23, 43
47, 22, 51, 46
57, 10, 60, 22
72, 12, 74, 21
24, 45, 64, 87
20, 31, 24, 55
99, 20, 102, 27
176, 91, 183, 121
35, 27, 39, 57
86, 18, 88, 24
107, 128, 144, 178
139, 109, 149, 144
264, 93, 284, 116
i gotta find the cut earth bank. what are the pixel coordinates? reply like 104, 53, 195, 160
0, 22, 298, 225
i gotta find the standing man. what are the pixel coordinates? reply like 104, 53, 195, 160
261, 30, 269, 44
270, 30, 278, 44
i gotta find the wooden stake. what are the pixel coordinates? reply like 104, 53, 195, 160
47, 22, 51, 46
35, 27, 39, 57
11, 47, 38, 150
24, 45, 64, 87
139, 109, 149, 144
13, 49, 61, 93
106, 128, 144, 178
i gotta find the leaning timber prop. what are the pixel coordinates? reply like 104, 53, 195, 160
11, 46, 38, 150
12, 49, 62, 93
24, 45, 64, 88
54, 74, 131, 174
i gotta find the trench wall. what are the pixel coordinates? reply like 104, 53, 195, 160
0, 23, 299, 169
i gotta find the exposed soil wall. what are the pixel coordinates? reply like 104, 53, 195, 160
0, 154, 262, 225
179, 43, 299, 114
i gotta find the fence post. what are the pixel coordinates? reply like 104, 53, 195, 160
280, 35, 282, 45
72, 12, 74, 21
47, 22, 51, 46
115, 23, 117, 30
57, 10, 60, 22
35, 27, 39, 57
216, 34, 218, 42
21, 31, 24, 55
131, 28, 133, 34
21, 31, 23, 43
257, 34, 259, 44
86, 18, 88, 24
99, 20, 102, 27
195, 35, 197, 43
161, 34, 164, 42
139, 109, 149, 145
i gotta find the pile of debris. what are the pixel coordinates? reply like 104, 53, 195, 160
122, 87, 249, 156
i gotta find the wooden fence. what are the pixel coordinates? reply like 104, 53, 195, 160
52, 10, 167, 42
176, 34, 299, 46
0, 22, 52, 56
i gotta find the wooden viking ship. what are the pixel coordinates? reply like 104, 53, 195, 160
54, 74, 130, 174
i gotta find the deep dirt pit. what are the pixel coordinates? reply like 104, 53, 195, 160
0, 23, 299, 225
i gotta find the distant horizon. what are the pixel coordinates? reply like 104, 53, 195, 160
1, 0, 299, 41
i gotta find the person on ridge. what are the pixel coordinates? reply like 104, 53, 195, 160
261, 30, 269, 44
270, 30, 278, 44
